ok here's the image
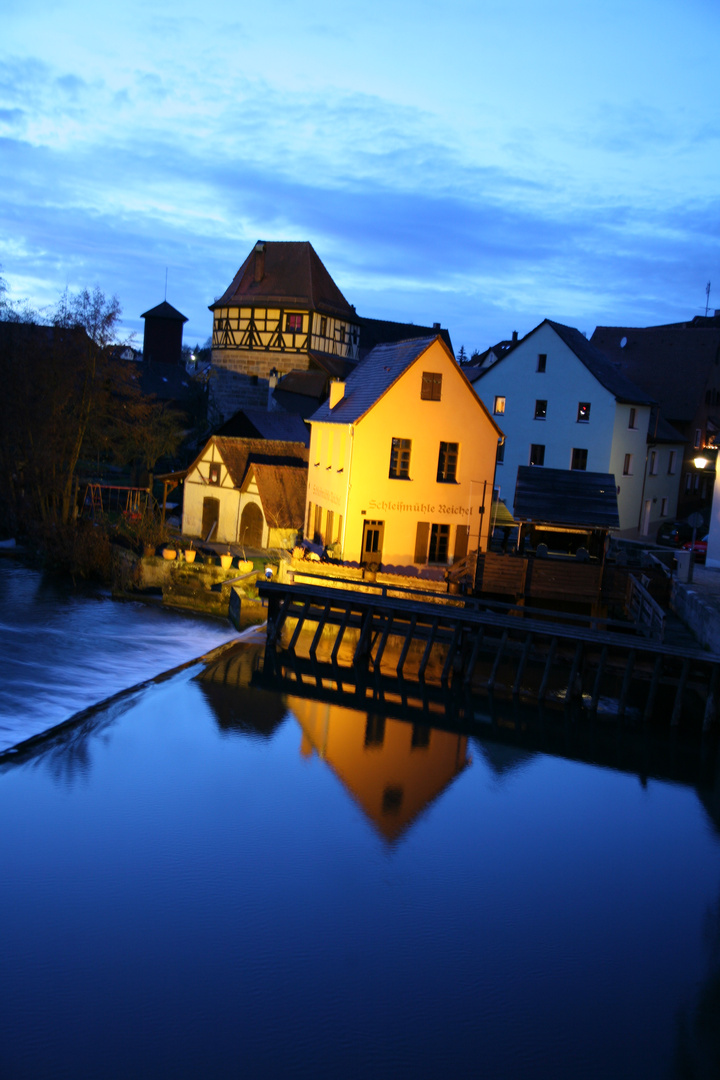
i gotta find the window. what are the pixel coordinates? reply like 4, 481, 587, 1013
649, 450, 657, 475
530, 443, 545, 466
437, 442, 458, 483
577, 402, 590, 423
685, 472, 692, 493
421, 372, 442, 400
668, 450, 677, 475
497, 440, 505, 464
319, 316, 327, 336
695, 429, 702, 449
494, 395, 506, 415
326, 510, 335, 544
629, 408, 639, 429
623, 453, 633, 475
365, 715, 385, 747
411, 724, 430, 749
537, 353, 547, 373
428, 524, 450, 563
286, 313, 302, 332
571, 448, 588, 471
314, 504, 323, 541
389, 437, 411, 479
208, 463, 220, 485
534, 399, 547, 420
414, 521, 429, 563
661, 497, 668, 517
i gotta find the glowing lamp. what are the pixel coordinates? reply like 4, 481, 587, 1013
693, 455, 709, 470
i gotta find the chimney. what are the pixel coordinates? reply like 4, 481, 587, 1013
433, 322, 441, 330
329, 380, 345, 408
512, 330, 518, 342
254, 241, 265, 283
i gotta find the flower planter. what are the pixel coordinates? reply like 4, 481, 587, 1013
184, 549, 196, 564
163, 548, 177, 561
220, 554, 233, 570
237, 559, 254, 574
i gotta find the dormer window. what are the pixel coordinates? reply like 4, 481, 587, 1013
286, 313, 302, 332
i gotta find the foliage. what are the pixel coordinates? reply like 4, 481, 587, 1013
0, 283, 184, 533
29, 519, 114, 583
457, 345, 468, 364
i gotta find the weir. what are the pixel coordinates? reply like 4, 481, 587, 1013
258, 579, 720, 732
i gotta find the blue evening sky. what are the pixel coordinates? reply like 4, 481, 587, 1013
1, 0, 718, 354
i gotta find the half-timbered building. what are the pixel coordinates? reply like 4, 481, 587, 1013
209, 241, 360, 421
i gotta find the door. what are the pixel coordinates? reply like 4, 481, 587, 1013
361, 519, 384, 564
641, 499, 652, 536
240, 502, 264, 549
202, 497, 220, 542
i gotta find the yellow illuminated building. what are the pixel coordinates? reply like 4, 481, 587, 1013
305, 335, 503, 567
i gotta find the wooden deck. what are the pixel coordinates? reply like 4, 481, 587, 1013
258, 579, 720, 732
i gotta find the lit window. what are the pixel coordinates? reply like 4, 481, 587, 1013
629, 408, 637, 429
209, 463, 220, 485
494, 396, 505, 415
428, 524, 450, 563
437, 442, 458, 483
571, 448, 588, 471
577, 402, 590, 423
286, 313, 303, 332
623, 453, 633, 475
389, 437, 411, 479
537, 353, 547, 373
421, 372, 442, 400
668, 450, 676, 475
530, 444, 545, 466
649, 450, 657, 475
534, 399, 547, 420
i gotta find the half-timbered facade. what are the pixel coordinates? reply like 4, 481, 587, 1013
209, 241, 360, 421
182, 436, 308, 549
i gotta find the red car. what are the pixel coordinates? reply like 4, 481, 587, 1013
681, 535, 709, 563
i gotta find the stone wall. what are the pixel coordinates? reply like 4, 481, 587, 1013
209, 367, 272, 424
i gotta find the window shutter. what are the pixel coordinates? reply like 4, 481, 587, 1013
453, 525, 469, 562
414, 521, 430, 563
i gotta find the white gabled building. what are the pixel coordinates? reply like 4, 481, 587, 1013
470, 320, 684, 537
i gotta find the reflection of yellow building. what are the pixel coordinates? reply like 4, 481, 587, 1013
305, 336, 502, 567
288, 696, 470, 842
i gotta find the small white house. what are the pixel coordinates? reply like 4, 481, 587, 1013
182, 436, 308, 549
471, 320, 684, 537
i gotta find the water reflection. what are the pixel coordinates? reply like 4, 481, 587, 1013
288, 696, 469, 842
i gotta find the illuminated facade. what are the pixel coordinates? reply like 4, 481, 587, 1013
305, 336, 502, 568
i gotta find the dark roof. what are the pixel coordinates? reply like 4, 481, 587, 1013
215, 408, 309, 445
310, 336, 442, 425
250, 462, 307, 529
647, 406, 684, 445
307, 349, 357, 380
513, 467, 620, 529
591, 324, 720, 424
210, 241, 358, 321
473, 319, 653, 405
211, 437, 308, 488
135, 361, 198, 406
141, 301, 188, 322
357, 316, 453, 359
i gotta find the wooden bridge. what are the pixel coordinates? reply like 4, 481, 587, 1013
258, 578, 720, 733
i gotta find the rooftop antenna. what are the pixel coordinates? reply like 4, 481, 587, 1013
164, 267, 168, 302
706, 281, 711, 317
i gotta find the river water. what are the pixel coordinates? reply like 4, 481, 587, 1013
1, 563, 720, 1078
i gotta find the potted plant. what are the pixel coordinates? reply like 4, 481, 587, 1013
184, 539, 196, 564
220, 550, 233, 570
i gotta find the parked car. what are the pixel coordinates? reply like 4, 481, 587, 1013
656, 521, 693, 547
681, 535, 709, 563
